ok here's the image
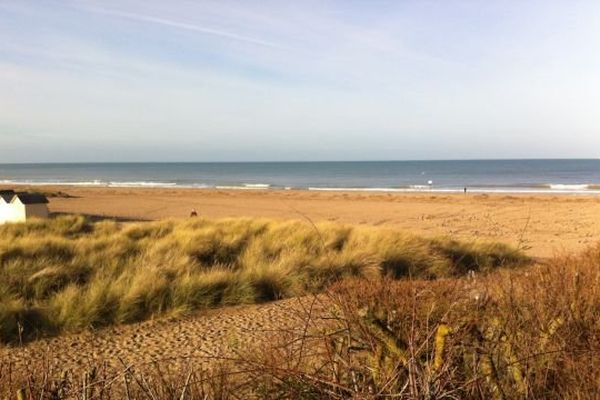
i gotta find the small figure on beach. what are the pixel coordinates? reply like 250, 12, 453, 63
464, 187, 468, 194
190, 208, 198, 217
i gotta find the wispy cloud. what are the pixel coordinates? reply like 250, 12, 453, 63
84, 6, 284, 49
2, 0, 600, 162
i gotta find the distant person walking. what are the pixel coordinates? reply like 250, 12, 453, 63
464, 187, 468, 194
190, 208, 198, 217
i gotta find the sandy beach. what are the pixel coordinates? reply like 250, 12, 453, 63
4, 185, 600, 258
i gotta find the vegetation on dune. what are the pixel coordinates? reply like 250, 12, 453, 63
0, 216, 528, 343
240, 245, 599, 399
1, 241, 598, 399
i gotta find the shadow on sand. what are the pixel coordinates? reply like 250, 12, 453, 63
50, 212, 148, 223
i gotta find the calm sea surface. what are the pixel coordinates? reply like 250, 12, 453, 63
1, 160, 600, 193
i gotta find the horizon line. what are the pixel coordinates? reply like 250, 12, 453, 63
1, 157, 599, 165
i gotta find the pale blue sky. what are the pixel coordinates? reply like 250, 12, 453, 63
1, 0, 599, 162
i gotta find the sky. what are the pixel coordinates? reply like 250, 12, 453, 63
1, 0, 600, 163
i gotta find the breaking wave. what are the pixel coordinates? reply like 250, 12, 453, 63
547, 184, 590, 190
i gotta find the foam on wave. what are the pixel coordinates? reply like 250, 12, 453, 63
547, 184, 590, 190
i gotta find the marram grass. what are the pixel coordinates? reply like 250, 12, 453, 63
0, 216, 528, 342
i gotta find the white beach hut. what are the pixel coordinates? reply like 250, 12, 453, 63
0, 191, 49, 224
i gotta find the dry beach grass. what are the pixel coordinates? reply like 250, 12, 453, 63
1, 244, 598, 398
0, 215, 526, 343
0, 213, 598, 398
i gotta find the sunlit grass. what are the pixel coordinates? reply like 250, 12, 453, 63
0, 216, 529, 342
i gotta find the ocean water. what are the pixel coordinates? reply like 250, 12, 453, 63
1, 159, 600, 194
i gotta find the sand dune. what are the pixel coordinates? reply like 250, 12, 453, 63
1, 296, 330, 374
2, 186, 598, 397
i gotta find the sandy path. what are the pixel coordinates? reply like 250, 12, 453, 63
0, 297, 330, 375
6, 185, 600, 257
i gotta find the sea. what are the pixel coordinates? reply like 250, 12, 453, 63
1, 159, 600, 194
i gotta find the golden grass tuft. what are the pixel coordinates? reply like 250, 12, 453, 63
1, 222, 597, 398
0, 215, 528, 343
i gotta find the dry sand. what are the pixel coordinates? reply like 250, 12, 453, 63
9, 185, 600, 258
1, 296, 331, 374
2, 185, 600, 377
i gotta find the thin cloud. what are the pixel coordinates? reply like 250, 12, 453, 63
85, 7, 283, 49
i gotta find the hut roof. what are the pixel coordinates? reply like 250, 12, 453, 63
0, 190, 16, 202
11, 193, 49, 205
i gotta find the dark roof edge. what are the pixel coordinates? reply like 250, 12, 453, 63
11, 193, 50, 204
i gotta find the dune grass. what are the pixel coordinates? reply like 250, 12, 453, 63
230, 244, 600, 399
1, 241, 597, 399
0, 216, 528, 343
